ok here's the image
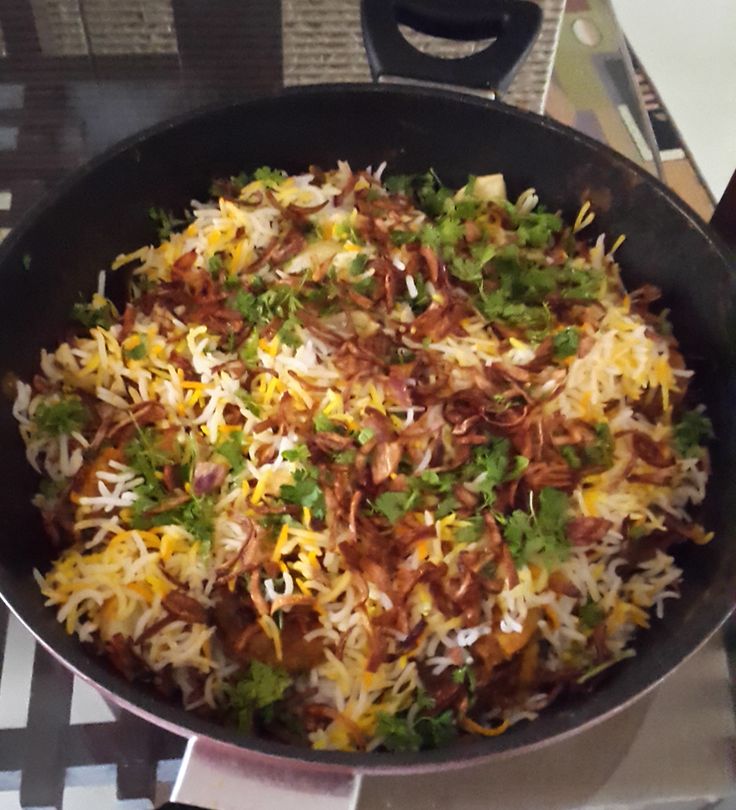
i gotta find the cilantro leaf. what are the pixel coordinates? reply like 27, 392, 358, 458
333, 448, 357, 465
464, 440, 513, 508
451, 665, 477, 693
283, 445, 310, 463
578, 598, 605, 630
132, 493, 216, 554
356, 427, 374, 445
449, 256, 483, 284
582, 423, 614, 469
252, 166, 286, 187
414, 711, 456, 749
148, 207, 184, 240
34, 396, 89, 437
236, 388, 261, 416
209, 172, 248, 198
503, 486, 570, 566
516, 211, 562, 248
385, 170, 452, 217
390, 230, 418, 246
239, 331, 260, 367
673, 410, 713, 457
71, 299, 116, 330
552, 327, 580, 360
277, 316, 302, 348
377, 708, 456, 752
314, 412, 340, 433
230, 285, 300, 327
560, 445, 582, 469
215, 431, 245, 474
279, 467, 325, 520
455, 516, 485, 544
207, 254, 224, 275
376, 712, 422, 752
227, 661, 292, 733
436, 494, 459, 518
372, 490, 419, 523
124, 336, 147, 361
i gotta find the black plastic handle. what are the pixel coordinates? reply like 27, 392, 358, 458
361, 0, 543, 93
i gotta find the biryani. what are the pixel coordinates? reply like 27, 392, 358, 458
12, 163, 713, 752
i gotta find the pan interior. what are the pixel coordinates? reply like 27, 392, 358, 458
0, 86, 734, 770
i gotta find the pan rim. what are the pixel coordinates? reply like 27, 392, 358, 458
0, 82, 733, 772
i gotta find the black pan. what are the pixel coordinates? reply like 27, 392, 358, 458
0, 4, 734, 808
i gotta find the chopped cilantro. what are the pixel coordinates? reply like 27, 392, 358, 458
384, 175, 415, 196
215, 431, 245, 474
436, 494, 459, 518
252, 166, 286, 187
463, 440, 515, 508
34, 396, 88, 437
582, 423, 614, 469
148, 207, 184, 240
516, 211, 562, 248
503, 486, 571, 566
277, 316, 302, 348
207, 254, 224, 275
227, 661, 292, 733
71, 299, 116, 330
552, 327, 580, 360
452, 665, 477, 693
279, 466, 325, 520
356, 426, 375, 445
438, 217, 464, 245
230, 285, 300, 327
235, 388, 261, 416
385, 170, 452, 217
455, 516, 485, 544
673, 410, 713, 457
475, 290, 552, 334
454, 198, 480, 220
348, 255, 374, 296
333, 448, 357, 464
409, 272, 431, 313
557, 265, 604, 301
390, 230, 418, 246
314, 412, 340, 433
349, 254, 369, 276
333, 219, 362, 244
448, 255, 483, 284
124, 428, 173, 487
125, 429, 214, 553
131, 491, 216, 554
578, 598, 605, 630
376, 712, 421, 752
123, 336, 147, 361
240, 330, 260, 367
372, 489, 419, 523
560, 445, 582, 469
283, 445, 310, 463
352, 276, 375, 297
376, 708, 456, 752
209, 172, 248, 198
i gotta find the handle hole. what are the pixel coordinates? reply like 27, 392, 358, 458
398, 24, 496, 60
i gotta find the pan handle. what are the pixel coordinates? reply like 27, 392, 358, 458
361, 0, 543, 93
161, 736, 362, 810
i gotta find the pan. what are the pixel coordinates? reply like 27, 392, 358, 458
0, 2, 734, 808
